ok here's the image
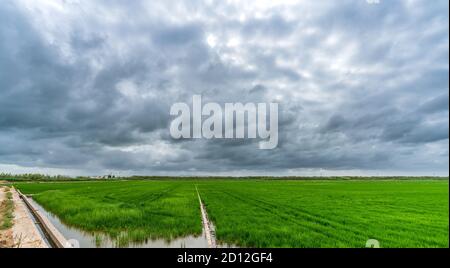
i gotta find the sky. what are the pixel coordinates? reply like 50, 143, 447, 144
0, 0, 448, 177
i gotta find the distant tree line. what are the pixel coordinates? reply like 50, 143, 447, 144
0, 173, 447, 182
0, 173, 92, 181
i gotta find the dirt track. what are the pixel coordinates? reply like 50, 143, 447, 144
0, 186, 48, 248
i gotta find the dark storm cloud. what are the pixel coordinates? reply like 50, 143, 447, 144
0, 0, 448, 176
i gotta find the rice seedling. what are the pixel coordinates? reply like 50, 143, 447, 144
14, 178, 448, 247
198, 179, 449, 247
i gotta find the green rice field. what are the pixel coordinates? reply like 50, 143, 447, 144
13, 178, 449, 248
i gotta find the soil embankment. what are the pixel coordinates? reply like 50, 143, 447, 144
196, 186, 217, 248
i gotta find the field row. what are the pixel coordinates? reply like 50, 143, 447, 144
14, 179, 449, 247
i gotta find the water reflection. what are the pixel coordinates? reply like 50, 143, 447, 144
29, 198, 216, 248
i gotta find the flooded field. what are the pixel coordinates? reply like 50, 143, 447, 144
29, 198, 210, 248
15, 179, 449, 248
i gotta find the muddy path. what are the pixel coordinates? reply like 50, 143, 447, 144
196, 186, 217, 248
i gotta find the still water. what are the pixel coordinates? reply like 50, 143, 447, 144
29, 198, 215, 248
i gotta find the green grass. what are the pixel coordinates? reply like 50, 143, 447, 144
14, 178, 449, 248
15, 181, 203, 244
198, 179, 449, 248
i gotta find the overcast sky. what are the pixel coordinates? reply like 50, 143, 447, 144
0, 0, 448, 176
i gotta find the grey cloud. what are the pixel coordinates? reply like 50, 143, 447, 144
0, 0, 448, 176
242, 15, 296, 37
418, 93, 449, 114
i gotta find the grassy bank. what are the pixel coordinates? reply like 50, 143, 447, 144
0, 187, 14, 230
14, 178, 449, 247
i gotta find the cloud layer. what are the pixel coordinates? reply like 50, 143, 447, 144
0, 0, 448, 176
